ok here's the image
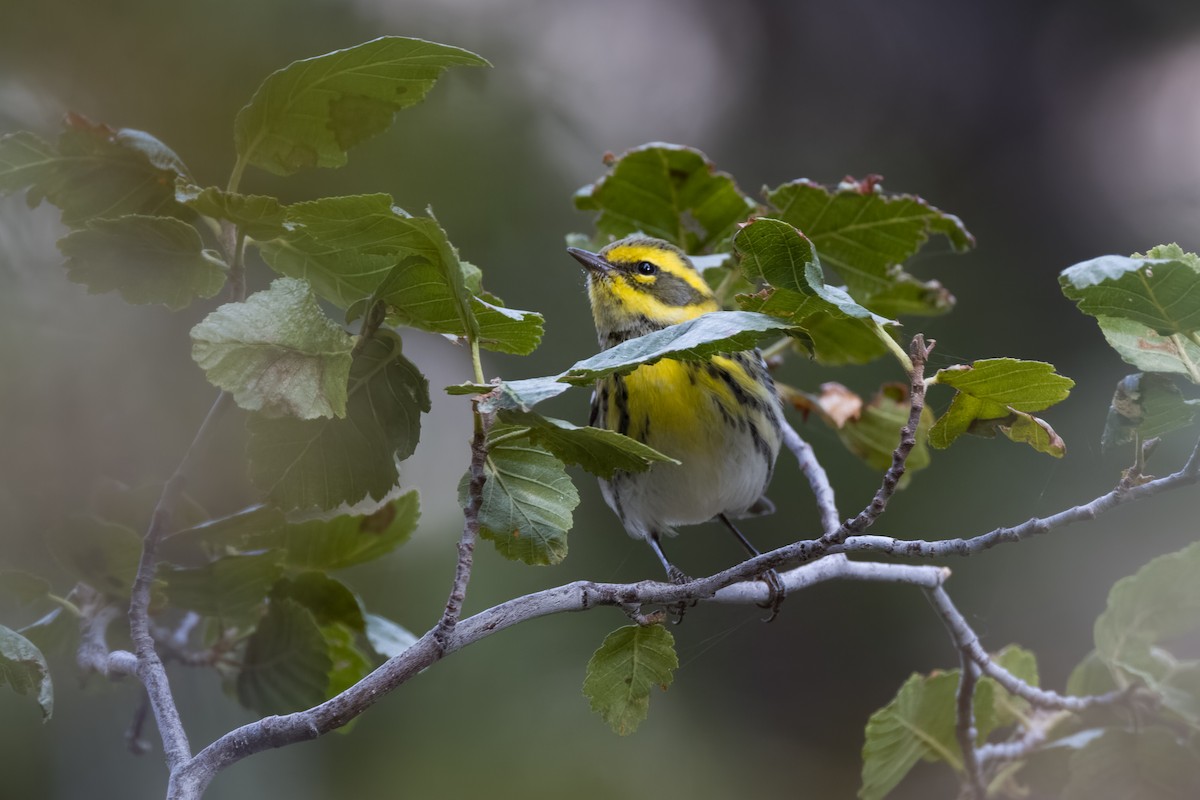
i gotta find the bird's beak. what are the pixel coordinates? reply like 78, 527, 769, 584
566, 247, 611, 274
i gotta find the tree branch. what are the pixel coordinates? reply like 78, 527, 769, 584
954, 654, 986, 800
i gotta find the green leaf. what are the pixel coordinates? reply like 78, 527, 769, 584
45, 515, 141, 598
175, 182, 286, 240
363, 613, 418, 659
737, 287, 891, 365
574, 143, 756, 253
734, 217, 892, 322
258, 195, 478, 340
928, 359, 1074, 456
472, 311, 797, 415
582, 624, 678, 736
321, 622, 371, 709
0, 117, 190, 227
764, 177, 972, 313
1067, 651, 1120, 698
1092, 315, 1200, 379
19, 608, 77, 660
859, 671, 961, 800
248, 330, 430, 512
234, 36, 489, 176
0, 571, 51, 606
1095, 541, 1200, 687
175, 493, 419, 571
236, 597, 332, 716
1061, 246, 1200, 336
160, 553, 281, 624
1062, 727, 1200, 800
57, 215, 226, 310
819, 383, 933, 483
191, 278, 354, 419
499, 410, 678, 479
981, 645, 1039, 737
270, 573, 365, 632
0, 625, 53, 721
466, 425, 579, 565
472, 295, 544, 355
1102, 373, 1200, 452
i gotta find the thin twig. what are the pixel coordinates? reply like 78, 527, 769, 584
825, 334, 933, 546
780, 420, 840, 535
976, 709, 1071, 766
165, 557, 950, 800
433, 409, 491, 653
127, 688, 154, 756
926, 586, 1132, 713
76, 591, 137, 678
129, 391, 232, 772
954, 653, 986, 800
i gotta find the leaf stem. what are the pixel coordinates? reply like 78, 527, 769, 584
470, 337, 486, 386
226, 153, 249, 195
877, 322, 914, 373
46, 593, 82, 618
759, 335, 793, 363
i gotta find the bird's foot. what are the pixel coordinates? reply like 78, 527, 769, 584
756, 568, 786, 623
666, 566, 697, 624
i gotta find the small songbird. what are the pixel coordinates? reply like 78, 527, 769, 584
567, 237, 785, 606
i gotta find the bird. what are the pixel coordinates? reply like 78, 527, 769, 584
567, 236, 786, 614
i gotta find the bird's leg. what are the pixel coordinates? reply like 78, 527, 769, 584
648, 531, 694, 624
718, 513, 786, 622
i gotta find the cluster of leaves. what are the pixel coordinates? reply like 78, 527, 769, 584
0, 36, 519, 721
863, 542, 1200, 799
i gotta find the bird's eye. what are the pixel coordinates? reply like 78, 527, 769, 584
636, 261, 658, 276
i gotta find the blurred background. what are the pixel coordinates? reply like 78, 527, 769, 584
3, 0, 1200, 797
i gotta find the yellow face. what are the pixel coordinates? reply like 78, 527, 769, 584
567, 238, 718, 337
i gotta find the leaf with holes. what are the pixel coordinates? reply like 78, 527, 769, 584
248, 330, 430, 512
582, 624, 678, 736
191, 278, 354, 419
234, 37, 489, 176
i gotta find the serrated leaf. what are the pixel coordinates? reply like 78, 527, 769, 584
191, 277, 354, 419
822, 383, 933, 484
364, 613, 418, 659
1094, 315, 1200, 380
764, 177, 972, 313
737, 287, 891, 365
583, 624, 678, 736
498, 410, 677, 479
160, 553, 281, 624
859, 671, 961, 800
1095, 541, 1200, 688
1062, 727, 1200, 800
472, 295, 544, 355
258, 195, 478, 340
1061, 248, 1200, 336
0, 571, 51, 606
248, 330, 430, 512
1102, 373, 1200, 452
472, 311, 797, 415
982, 645, 1039, 735
928, 359, 1074, 456
176, 182, 286, 240
236, 597, 332, 716
0, 625, 53, 722
58, 215, 226, 310
734, 217, 891, 322
174, 494, 419, 571
574, 143, 755, 254
234, 36, 489, 176
45, 515, 141, 598
270, 573, 365, 632
465, 425, 579, 565
0, 117, 190, 226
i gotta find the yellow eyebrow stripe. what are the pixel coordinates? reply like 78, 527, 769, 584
603, 243, 714, 296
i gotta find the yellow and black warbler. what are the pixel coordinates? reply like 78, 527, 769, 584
567, 237, 785, 601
